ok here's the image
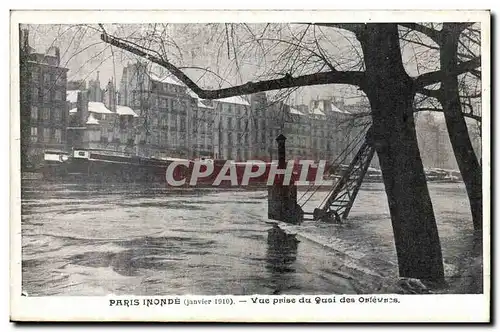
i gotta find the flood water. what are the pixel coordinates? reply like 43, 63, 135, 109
20, 180, 480, 296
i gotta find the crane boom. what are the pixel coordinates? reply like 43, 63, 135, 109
312, 127, 376, 223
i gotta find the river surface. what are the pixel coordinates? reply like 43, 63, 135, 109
20, 180, 479, 296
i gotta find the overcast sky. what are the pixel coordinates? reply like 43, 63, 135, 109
22, 23, 441, 108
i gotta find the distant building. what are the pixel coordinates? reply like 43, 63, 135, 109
20, 29, 69, 169
88, 71, 103, 102
66, 90, 139, 155
212, 96, 252, 161
416, 112, 459, 170
118, 62, 212, 159
248, 94, 361, 164
188, 93, 215, 158
67, 80, 86, 91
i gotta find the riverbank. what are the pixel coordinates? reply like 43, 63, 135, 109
277, 182, 484, 294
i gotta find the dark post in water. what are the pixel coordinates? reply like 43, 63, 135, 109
267, 134, 303, 225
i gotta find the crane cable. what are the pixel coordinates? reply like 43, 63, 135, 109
296, 124, 366, 204
300, 127, 367, 209
317, 123, 371, 208
298, 123, 371, 208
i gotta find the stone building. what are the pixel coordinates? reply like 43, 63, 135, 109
282, 105, 310, 160
248, 94, 361, 163
67, 80, 86, 91
118, 62, 214, 159
213, 96, 252, 160
19, 29, 69, 169
188, 92, 215, 158
416, 112, 459, 170
88, 71, 104, 103
250, 92, 281, 161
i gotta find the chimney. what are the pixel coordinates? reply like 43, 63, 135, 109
106, 79, 116, 112
55, 47, 60, 65
77, 91, 89, 126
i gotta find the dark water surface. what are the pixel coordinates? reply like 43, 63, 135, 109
21, 180, 477, 296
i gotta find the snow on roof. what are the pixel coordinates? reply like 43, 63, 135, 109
86, 113, 99, 125
67, 90, 80, 103
69, 102, 114, 114
149, 72, 184, 86
116, 105, 139, 117
216, 96, 250, 106
330, 103, 351, 114
186, 88, 198, 99
309, 108, 326, 116
160, 77, 249, 106
289, 107, 304, 116
198, 100, 214, 109
190, 89, 249, 106
186, 89, 214, 109
88, 102, 114, 114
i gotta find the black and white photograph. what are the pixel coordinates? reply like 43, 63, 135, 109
10, 10, 490, 322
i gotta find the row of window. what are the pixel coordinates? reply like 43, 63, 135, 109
150, 81, 185, 95
224, 149, 252, 161
131, 92, 190, 111
221, 103, 248, 116
30, 127, 62, 144
31, 70, 66, 87
31, 86, 65, 103
223, 117, 251, 131
31, 106, 64, 122
192, 110, 216, 121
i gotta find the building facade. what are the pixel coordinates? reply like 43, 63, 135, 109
213, 96, 252, 160
66, 89, 139, 156
248, 95, 362, 164
20, 29, 69, 169
118, 62, 214, 159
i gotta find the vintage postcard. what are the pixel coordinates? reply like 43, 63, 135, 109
10, 10, 490, 322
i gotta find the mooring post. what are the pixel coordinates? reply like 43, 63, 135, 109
267, 134, 303, 225
277, 134, 286, 170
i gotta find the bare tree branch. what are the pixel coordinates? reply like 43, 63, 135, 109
414, 56, 481, 88
310, 23, 366, 34
460, 92, 482, 99
101, 32, 366, 100
415, 107, 481, 122
417, 88, 442, 99
399, 23, 441, 44
470, 69, 482, 79
347, 106, 481, 122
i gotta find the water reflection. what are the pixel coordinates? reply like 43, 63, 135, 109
266, 224, 299, 273
265, 224, 301, 294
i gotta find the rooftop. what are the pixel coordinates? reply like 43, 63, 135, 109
309, 108, 326, 116
215, 95, 250, 106
331, 103, 351, 115
289, 107, 305, 116
188, 87, 249, 106
69, 102, 138, 117
149, 72, 185, 86
86, 113, 99, 125
66, 90, 81, 103
116, 105, 139, 117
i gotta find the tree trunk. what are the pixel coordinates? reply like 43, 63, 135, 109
440, 24, 482, 232
358, 24, 445, 282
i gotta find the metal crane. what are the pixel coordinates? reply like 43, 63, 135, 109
302, 126, 376, 223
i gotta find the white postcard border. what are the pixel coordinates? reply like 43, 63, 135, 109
9, 9, 491, 323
